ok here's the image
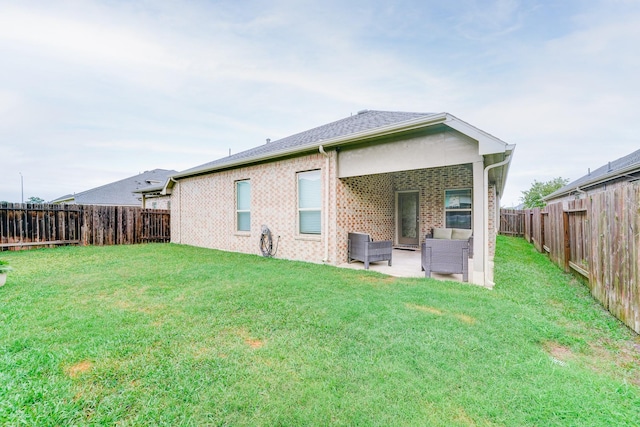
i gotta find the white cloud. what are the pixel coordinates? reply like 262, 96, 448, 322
0, 0, 639, 206
0, 6, 180, 71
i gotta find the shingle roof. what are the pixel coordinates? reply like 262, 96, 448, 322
547, 148, 640, 199
52, 169, 178, 205
180, 110, 435, 174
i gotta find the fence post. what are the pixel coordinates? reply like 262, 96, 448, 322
540, 210, 545, 253
563, 210, 570, 272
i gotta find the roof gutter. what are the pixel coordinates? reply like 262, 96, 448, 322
162, 176, 179, 195
494, 144, 516, 196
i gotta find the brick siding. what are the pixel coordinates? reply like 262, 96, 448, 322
172, 153, 328, 263
171, 154, 498, 264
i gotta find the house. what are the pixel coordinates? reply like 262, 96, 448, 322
157, 110, 515, 286
544, 148, 640, 203
51, 169, 177, 207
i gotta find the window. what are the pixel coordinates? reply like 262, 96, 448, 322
298, 170, 321, 234
236, 180, 251, 232
445, 188, 472, 229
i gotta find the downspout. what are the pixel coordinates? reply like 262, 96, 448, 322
319, 145, 330, 262
169, 176, 181, 244
483, 154, 511, 287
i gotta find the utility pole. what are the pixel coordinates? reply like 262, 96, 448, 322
19, 172, 24, 204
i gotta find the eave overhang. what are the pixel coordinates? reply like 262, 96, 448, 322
162, 112, 514, 195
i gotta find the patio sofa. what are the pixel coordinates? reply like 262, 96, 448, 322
347, 232, 392, 269
421, 228, 472, 282
425, 227, 473, 258
421, 238, 469, 282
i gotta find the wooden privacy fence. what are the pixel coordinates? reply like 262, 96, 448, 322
499, 209, 525, 236
0, 203, 170, 249
512, 182, 640, 334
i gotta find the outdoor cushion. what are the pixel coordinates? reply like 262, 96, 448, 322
433, 228, 452, 239
451, 228, 473, 240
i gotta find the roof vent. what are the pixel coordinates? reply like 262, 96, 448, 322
266, 138, 271, 144
357, 109, 369, 115
607, 161, 612, 172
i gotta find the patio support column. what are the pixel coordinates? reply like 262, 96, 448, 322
472, 160, 485, 286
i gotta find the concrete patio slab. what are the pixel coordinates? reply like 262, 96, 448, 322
338, 247, 493, 288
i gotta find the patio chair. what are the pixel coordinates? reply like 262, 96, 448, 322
347, 232, 392, 269
421, 238, 469, 282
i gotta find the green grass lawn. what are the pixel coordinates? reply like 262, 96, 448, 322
1, 236, 639, 426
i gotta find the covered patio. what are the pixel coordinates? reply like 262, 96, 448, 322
332, 117, 514, 288
337, 246, 493, 288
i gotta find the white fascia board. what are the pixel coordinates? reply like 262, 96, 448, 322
443, 114, 509, 155
52, 197, 75, 204
132, 185, 164, 194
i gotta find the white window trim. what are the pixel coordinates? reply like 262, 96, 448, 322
297, 170, 322, 236
444, 187, 473, 229
236, 179, 251, 233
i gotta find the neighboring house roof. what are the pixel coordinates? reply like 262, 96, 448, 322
51, 169, 178, 205
165, 110, 514, 192
545, 148, 640, 200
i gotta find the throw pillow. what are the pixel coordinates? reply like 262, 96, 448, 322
433, 228, 453, 239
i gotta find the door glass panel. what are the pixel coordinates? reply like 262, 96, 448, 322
400, 194, 417, 238
398, 192, 419, 245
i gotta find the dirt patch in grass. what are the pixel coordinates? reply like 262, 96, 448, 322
245, 338, 264, 349
405, 303, 443, 315
357, 275, 398, 286
586, 339, 640, 387
66, 360, 93, 378
115, 300, 134, 310
406, 303, 476, 325
543, 341, 573, 362
542, 337, 640, 385
192, 347, 212, 358
454, 313, 477, 325
232, 327, 266, 349
453, 407, 474, 425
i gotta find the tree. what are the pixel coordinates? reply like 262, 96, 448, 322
26, 196, 45, 204
521, 177, 569, 208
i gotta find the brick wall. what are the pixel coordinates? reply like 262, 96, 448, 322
335, 173, 395, 263
171, 155, 498, 265
145, 195, 171, 210
171, 153, 328, 263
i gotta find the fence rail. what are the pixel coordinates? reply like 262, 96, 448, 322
500, 182, 640, 334
0, 203, 170, 249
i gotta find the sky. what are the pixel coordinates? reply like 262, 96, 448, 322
1, 0, 639, 207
